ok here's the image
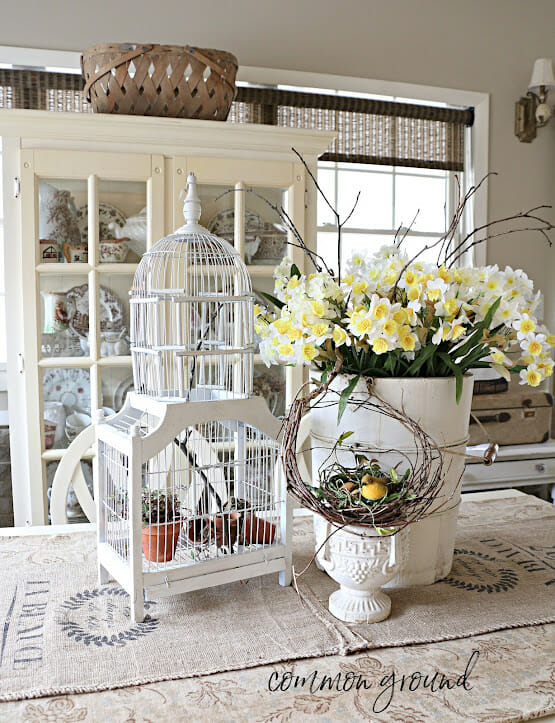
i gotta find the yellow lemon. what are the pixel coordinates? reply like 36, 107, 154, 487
361, 481, 388, 501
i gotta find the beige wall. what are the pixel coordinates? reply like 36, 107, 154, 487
1, 0, 554, 321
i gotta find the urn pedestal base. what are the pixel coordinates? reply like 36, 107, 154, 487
329, 586, 392, 624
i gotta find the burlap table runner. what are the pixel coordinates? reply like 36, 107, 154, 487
0, 494, 553, 701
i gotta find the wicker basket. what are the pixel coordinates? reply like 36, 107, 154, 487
81, 43, 238, 119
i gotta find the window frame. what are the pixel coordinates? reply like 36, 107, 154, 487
236, 66, 489, 267
315, 161, 462, 268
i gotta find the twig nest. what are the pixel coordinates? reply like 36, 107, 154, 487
280, 361, 446, 533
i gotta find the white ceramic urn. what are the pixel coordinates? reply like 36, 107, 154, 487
315, 519, 409, 623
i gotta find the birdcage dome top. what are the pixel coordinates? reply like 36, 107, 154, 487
132, 172, 251, 296
130, 172, 254, 402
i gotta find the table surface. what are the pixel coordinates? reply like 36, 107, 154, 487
1, 489, 554, 723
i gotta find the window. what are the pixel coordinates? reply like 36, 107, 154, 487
317, 161, 462, 271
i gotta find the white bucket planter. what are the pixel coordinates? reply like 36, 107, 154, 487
315, 520, 409, 623
310, 374, 474, 586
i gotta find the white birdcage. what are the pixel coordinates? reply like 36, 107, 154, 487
130, 173, 253, 401
96, 175, 292, 623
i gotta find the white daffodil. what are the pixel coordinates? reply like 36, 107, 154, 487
520, 332, 547, 357
519, 364, 542, 387
513, 315, 537, 340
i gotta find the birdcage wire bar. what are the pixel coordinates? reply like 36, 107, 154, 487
130, 231, 254, 401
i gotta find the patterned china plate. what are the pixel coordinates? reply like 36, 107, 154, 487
43, 368, 92, 413
66, 284, 124, 334
76, 203, 127, 243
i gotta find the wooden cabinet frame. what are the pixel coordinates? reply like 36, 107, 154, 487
0, 109, 334, 525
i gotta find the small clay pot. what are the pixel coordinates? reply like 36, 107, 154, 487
240, 513, 277, 545
212, 512, 242, 547
142, 521, 182, 562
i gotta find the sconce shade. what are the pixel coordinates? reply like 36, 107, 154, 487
528, 58, 555, 91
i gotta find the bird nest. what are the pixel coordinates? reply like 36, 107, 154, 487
281, 363, 447, 535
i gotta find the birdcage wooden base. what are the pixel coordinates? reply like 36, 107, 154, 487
98, 542, 291, 622
96, 393, 292, 623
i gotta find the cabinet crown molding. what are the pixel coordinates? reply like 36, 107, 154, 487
0, 109, 335, 160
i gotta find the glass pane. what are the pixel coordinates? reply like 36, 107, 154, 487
337, 162, 393, 173
42, 367, 91, 450
253, 363, 285, 417
40, 273, 88, 358
399, 235, 446, 264
337, 169, 393, 229
394, 175, 447, 232
98, 179, 147, 263
317, 167, 336, 227
97, 274, 132, 358
46, 459, 93, 524
101, 367, 134, 413
244, 185, 288, 266
37, 178, 87, 265
396, 166, 448, 177
318, 231, 394, 272
198, 183, 235, 244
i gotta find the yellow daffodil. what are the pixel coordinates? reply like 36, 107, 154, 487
277, 343, 294, 357
332, 326, 348, 345
310, 300, 327, 317
301, 343, 318, 361
372, 337, 389, 354
352, 281, 368, 295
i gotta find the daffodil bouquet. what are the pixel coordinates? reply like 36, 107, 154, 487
255, 245, 554, 404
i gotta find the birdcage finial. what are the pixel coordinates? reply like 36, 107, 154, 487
183, 172, 202, 225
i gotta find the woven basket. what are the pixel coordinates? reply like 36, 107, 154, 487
81, 43, 238, 119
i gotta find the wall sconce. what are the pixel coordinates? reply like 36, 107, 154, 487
515, 58, 554, 142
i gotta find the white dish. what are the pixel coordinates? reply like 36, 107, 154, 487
76, 202, 127, 244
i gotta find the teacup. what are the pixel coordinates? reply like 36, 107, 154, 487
43, 401, 66, 443
43, 420, 57, 450
99, 238, 129, 263
65, 411, 92, 442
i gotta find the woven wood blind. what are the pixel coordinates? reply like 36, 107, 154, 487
0, 70, 89, 113
231, 87, 474, 172
0, 70, 473, 171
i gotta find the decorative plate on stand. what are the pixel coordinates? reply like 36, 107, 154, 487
114, 375, 135, 411
76, 202, 127, 243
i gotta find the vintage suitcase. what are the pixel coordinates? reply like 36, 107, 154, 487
468, 388, 553, 446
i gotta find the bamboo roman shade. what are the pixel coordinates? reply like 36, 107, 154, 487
0, 70, 473, 171
230, 87, 474, 171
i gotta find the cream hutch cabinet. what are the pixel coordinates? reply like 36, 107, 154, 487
0, 109, 333, 526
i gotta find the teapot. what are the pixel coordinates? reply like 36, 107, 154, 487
108, 207, 147, 256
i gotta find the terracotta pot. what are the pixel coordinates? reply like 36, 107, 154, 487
141, 521, 182, 562
240, 513, 277, 545
212, 512, 242, 547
